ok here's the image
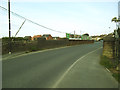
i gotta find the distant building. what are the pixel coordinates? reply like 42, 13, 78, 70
92, 35, 107, 41
66, 33, 82, 39
42, 34, 53, 40
81, 34, 89, 40
32, 35, 42, 41
24, 36, 32, 41
66, 33, 92, 40
53, 37, 60, 40
70, 34, 74, 38
89, 36, 92, 40
66, 33, 74, 39
75, 35, 81, 38
92, 37, 101, 41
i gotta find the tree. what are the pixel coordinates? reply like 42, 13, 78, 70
111, 17, 119, 30
111, 17, 118, 22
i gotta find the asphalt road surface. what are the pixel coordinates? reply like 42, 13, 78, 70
2, 42, 118, 88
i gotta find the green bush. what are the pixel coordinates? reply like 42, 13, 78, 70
2, 37, 26, 41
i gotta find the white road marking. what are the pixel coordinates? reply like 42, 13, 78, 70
106, 68, 111, 73
52, 47, 102, 88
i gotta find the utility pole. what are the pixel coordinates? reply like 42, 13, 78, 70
8, 0, 11, 54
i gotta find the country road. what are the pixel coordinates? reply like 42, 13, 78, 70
2, 42, 118, 88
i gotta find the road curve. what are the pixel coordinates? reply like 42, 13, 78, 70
2, 42, 118, 88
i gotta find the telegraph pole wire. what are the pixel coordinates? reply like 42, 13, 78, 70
0, 6, 66, 34
15, 19, 26, 37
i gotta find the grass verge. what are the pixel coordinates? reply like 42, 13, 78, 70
100, 55, 120, 83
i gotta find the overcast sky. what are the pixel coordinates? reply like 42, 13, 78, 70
0, 0, 119, 37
